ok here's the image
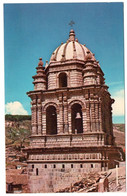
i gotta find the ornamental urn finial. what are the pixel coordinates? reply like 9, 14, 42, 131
38, 57, 43, 66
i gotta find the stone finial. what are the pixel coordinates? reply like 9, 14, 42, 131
85, 50, 93, 61
38, 57, 43, 66
45, 60, 48, 69
69, 29, 75, 41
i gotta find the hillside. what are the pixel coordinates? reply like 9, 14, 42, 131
113, 124, 125, 150
5, 115, 125, 193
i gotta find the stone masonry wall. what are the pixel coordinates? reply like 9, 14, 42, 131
28, 162, 101, 193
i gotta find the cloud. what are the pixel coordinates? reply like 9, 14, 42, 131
112, 89, 124, 116
107, 81, 123, 86
5, 101, 28, 115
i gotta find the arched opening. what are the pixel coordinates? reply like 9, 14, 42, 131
59, 72, 67, 87
71, 103, 83, 134
46, 106, 57, 135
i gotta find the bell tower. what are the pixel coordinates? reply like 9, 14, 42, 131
24, 29, 123, 193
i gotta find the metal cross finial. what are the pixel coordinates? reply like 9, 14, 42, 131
69, 20, 75, 27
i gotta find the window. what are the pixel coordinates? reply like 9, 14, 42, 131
36, 168, 38, 176
59, 73, 67, 87
91, 164, 93, 168
45, 164, 47, 168
62, 164, 65, 169
53, 164, 56, 168
32, 164, 34, 169
80, 164, 83, 168
71, 164, 73, 168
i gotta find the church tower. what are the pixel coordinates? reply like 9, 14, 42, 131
25, 30, 122, 193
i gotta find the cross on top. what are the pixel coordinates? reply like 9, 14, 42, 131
69, 20, 75, 27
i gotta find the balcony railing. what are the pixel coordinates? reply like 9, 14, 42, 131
30, 133, 105, 148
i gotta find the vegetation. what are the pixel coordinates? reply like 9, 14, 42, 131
6, 127, 31, 149
5, 114, 31, 122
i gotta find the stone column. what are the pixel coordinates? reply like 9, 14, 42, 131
68, 71, 70, 87
42, 111, 46, 135
31, 105, 35, 135
99, 100, 103, 132
57, 109, 61, 134
95, 102, 100, 132
86, 101, 91, 132
37, 99, 42, 135
59, 103, 64, 134
32, 105, 37, 135
56, 74, 59, 88
91, 102, 95, 132
31, 98, 37, 135
68, 109, 72, 134
82, 108, 87, 133
63, 102, 69, 133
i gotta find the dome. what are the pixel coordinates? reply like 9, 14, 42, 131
50, 29, 96, 63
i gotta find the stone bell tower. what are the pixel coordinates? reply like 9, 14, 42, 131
25, 29, 122, 193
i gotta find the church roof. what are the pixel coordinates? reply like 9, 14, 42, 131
50, 29, 96, 63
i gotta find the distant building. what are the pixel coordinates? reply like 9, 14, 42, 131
25, 30, 122, 193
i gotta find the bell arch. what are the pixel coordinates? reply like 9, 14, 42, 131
71, 103, 83, 134
68, 100, 86, 111
43, 102, 59, 112
46, 105, 57, 135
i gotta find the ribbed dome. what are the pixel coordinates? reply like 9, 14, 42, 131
50, 29, 96, 63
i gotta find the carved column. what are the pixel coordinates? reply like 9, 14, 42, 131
91, 102, 95, 132
42, 110, 46, 135
31, 98, 37, 135
37, 98, 42, 135
95, 101, 100, 132
86, 101, 91, 132
82, 108, 87, 133
63, 102, 69, 133
99, 100, 103, 132
68, 109, 72, 134
59, 103, 64, 134
31, 104, 35, 135
57, 108, 61, 134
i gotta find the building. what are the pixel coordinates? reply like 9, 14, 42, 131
25, 29, 122, 193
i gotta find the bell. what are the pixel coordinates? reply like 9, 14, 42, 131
75, 112, 81, 119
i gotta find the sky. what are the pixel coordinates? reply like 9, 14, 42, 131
4, 2, 124, 123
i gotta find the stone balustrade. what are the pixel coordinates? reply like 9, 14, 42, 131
30, 133, 105, 148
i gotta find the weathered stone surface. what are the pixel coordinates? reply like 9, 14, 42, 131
25, 29, 123, 193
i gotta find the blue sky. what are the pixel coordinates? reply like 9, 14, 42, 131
4, 2, 124, 123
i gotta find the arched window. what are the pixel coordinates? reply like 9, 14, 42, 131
59, 72, 67, 87
46, 106, 57, 135
71, 103, 83, 134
